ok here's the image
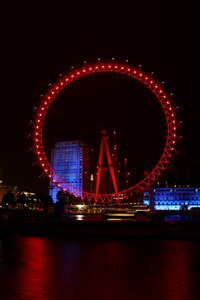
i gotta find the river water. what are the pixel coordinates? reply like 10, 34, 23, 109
1, 234, 200, 300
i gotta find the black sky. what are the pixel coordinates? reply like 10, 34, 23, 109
0, 1, 199, 193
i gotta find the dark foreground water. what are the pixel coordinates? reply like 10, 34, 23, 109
1, 235, 200, 300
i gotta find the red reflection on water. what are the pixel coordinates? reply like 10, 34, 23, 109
1, 237, 197, 300
161, 241, 192, 300
15, 237, 53, 300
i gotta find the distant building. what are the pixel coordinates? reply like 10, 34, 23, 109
0, 181, 37, 207
49, 141, 90, 202
143, 186, 200, 210
0, 182, 19, 205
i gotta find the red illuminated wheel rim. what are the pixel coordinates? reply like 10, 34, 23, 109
33, 61, 177, 203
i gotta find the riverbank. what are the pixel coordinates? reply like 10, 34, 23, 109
1, 211, 200, 239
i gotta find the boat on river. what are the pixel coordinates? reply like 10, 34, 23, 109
102, 204, 152, 220
65, 204, 103, 215
64, 203, 152, 221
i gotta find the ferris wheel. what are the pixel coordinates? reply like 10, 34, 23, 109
32, 59, 178, 203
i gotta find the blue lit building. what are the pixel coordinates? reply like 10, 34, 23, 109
143, 187, 200, 210
49, 141, 90, 202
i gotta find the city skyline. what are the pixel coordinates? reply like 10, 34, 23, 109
0, 2, 199, 194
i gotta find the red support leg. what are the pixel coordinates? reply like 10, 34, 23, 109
95, 130, 119, 201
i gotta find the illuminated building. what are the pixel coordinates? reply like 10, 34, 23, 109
49, 141, 90, 202
0, 180, 37, 208
0, 181, 19, 204
143, 187, 200, 210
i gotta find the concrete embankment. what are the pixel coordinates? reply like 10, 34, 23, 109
0, 214, 200, 239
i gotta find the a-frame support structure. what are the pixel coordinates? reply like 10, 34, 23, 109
95, 130, 119, 198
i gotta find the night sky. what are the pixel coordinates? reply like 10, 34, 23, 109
0, 1, 199, 194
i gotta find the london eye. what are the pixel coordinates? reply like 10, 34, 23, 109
33, 60, 177, 203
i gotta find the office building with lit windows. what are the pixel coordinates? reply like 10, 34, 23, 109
49, 141, 90, 202
143, 187, 200, 210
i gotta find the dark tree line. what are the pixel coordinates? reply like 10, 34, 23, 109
1, 191, 53, 210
